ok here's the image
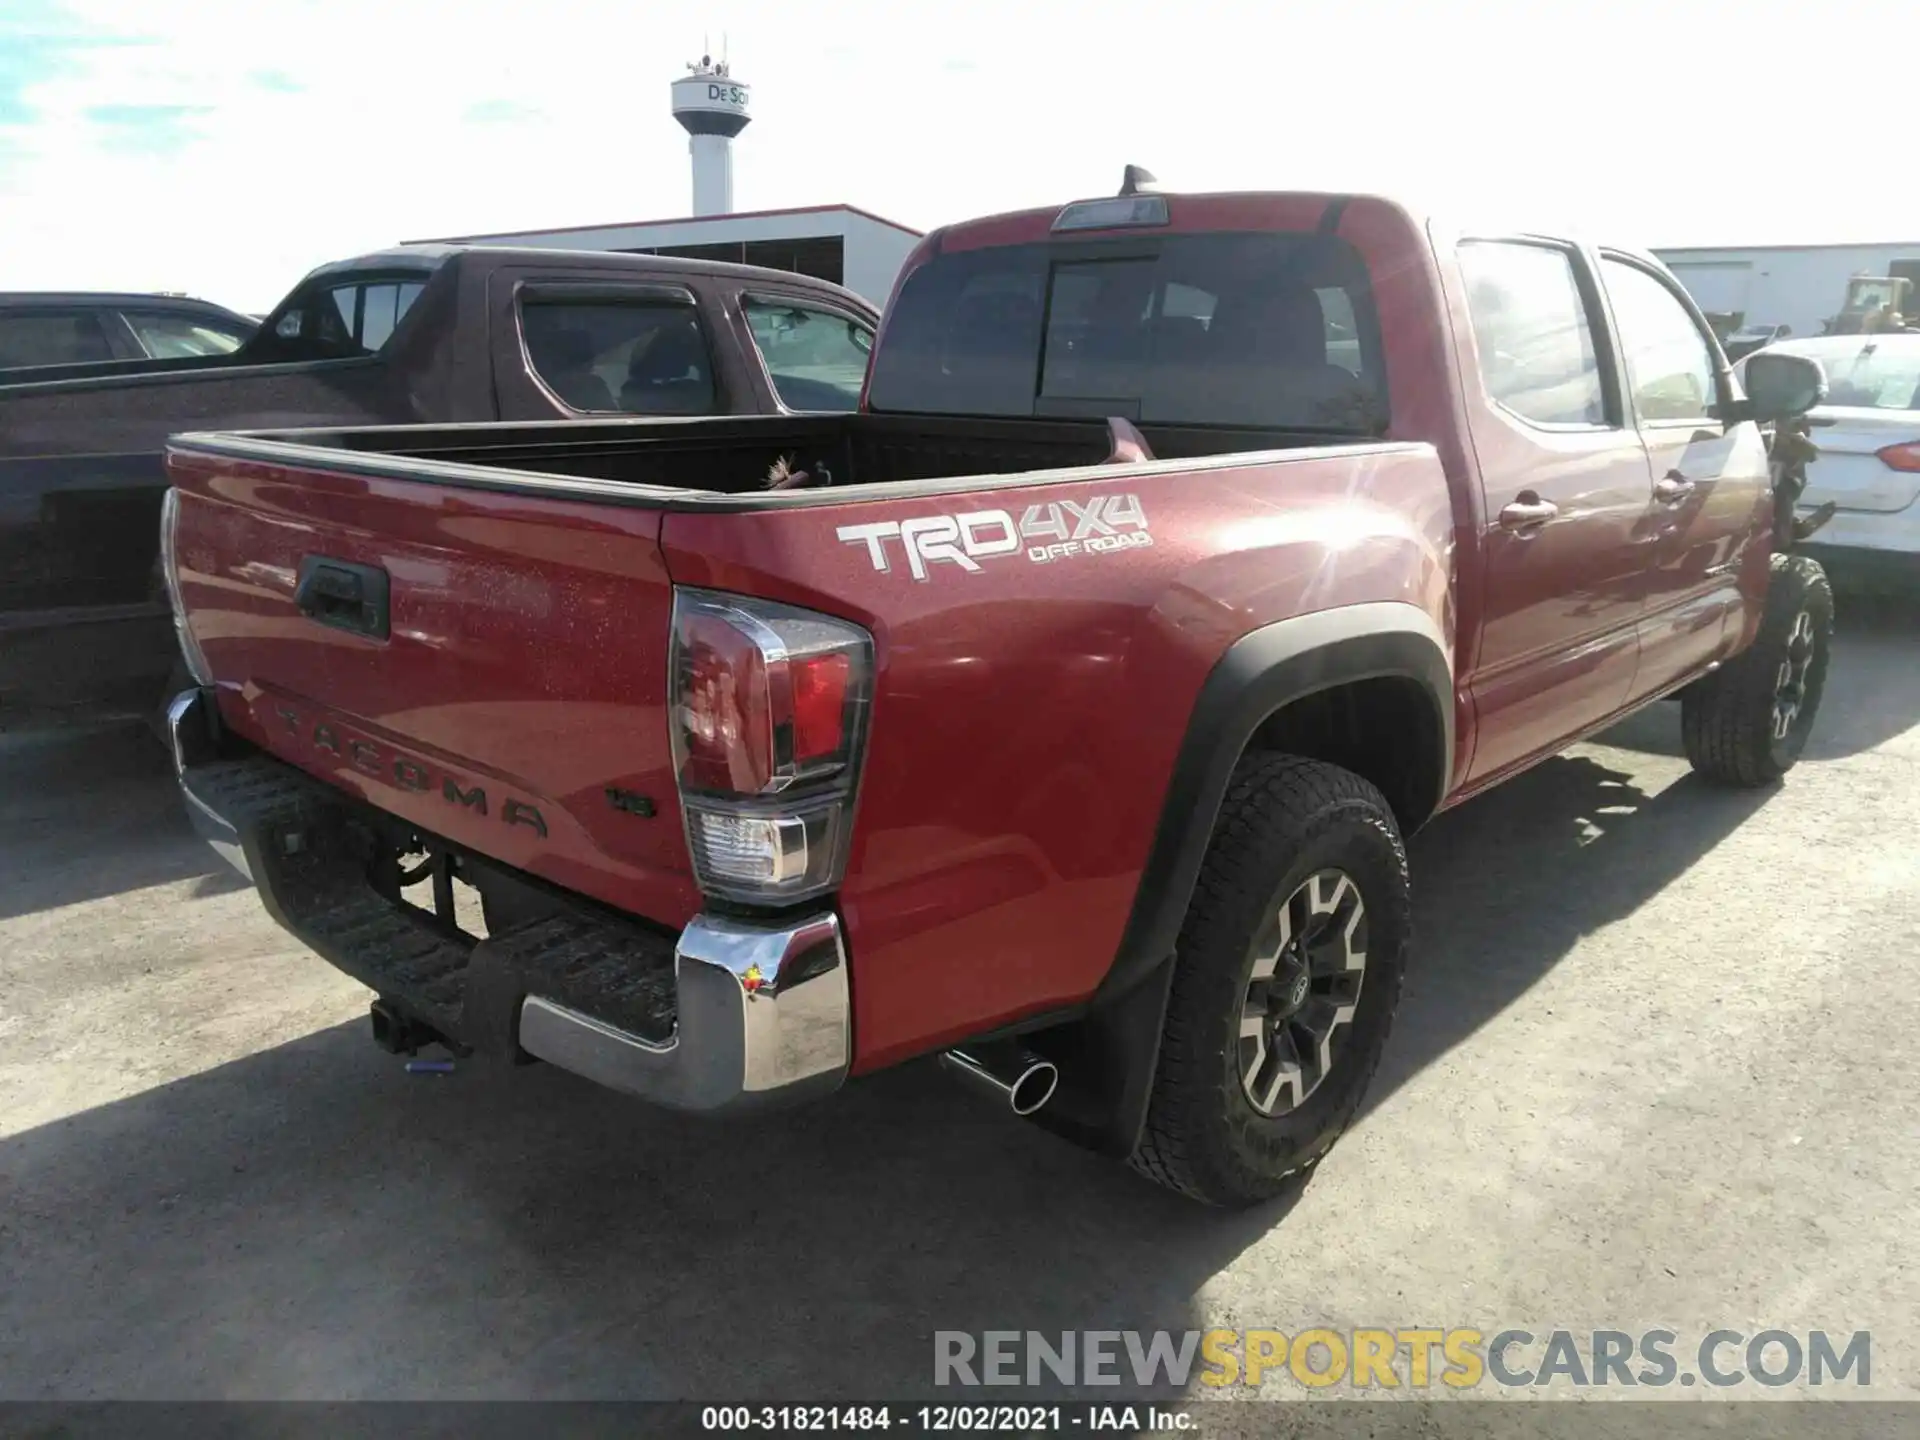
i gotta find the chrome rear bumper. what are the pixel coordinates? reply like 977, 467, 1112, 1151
517, 912, 850, 1112
168, 689, 254, 879
168, 687, 851, 1113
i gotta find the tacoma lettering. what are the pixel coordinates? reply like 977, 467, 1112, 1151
268, 704, 543, 839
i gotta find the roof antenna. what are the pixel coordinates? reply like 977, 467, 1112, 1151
1119, 164, 1160, 197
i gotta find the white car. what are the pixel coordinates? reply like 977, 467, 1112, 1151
1724, 322, 1793, 362
1736, 333, 1920, 585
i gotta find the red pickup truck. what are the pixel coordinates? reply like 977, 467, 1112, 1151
162, 183, 1834, 1206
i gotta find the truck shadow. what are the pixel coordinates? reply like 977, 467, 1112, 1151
0, 722, 245, 922
1374, 754, 1772, 1119
0, 1018, 1288, 1402
1, 756, 1776, 1403
1593, 602, 1920, 763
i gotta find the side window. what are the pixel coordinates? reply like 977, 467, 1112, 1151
742, 298, 872, 412
0, 309, 117, 368
1457, 241, 1608, 427
521, 298, 717, 415
1601, 259, 1719, 423
1317, 286, 1362, 376
122, 311, 250, 359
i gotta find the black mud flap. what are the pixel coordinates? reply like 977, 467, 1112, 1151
1022, 955, 1177, 1159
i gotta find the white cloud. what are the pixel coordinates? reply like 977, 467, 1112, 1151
1, 0, 1912, 312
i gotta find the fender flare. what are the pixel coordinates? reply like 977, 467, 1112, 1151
1096, 601, 1453, 1009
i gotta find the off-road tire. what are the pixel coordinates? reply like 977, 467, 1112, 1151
1681, 553, 1833, 788
1129, 755, 1411, 1207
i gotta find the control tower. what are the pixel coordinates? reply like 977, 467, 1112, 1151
671, 53, 751, 217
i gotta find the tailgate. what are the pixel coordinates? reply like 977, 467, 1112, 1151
1802, 409, 1920, 514
164, 448, 702, 930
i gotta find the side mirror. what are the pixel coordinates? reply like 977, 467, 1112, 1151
1738, 351, 1826, 422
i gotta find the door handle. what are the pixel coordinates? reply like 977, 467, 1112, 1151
1498, 496, 1559, 530
295, 555, 390, 640
1655, 472, 1696, 504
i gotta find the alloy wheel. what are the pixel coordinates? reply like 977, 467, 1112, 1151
1772, 609, 1817, 742
1238, 868, 1368, 1117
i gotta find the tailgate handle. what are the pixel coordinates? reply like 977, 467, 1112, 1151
295, 556, 391, 640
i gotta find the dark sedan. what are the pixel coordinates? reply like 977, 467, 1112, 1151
0, 292, 256, 371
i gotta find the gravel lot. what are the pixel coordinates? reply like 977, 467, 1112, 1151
3, 606, 1917, 1418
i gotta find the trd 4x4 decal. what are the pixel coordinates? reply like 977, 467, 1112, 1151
837, 494, 1152, 582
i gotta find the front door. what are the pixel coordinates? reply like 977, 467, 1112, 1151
1597, 254, 1770, 700
1453, 238, 1655, 785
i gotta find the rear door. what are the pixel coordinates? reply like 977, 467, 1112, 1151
1453, 237, 1652, 784
1597, 253, 1769, 699
489, 270, 734, 420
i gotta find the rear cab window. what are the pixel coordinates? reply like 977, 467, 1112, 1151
519, 293, 718, 415
253, 273, 428, 361
865, 230, 1387, 433
742, 296, 872, 412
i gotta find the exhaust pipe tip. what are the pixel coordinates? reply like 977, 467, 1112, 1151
942, 1043, 1059, 1117
1007, 1059, 1059, 1117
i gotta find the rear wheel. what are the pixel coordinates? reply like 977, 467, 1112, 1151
1130, 755, 1410, 1207
1681, 553, 1833, 787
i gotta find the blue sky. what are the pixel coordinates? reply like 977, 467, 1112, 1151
0, 0, 1910, 311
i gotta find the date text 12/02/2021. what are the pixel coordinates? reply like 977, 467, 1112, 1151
701, 1404, 1194, 1432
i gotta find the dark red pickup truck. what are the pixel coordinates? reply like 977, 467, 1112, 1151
162, 183, 1834, 1206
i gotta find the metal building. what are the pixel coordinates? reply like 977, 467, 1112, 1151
1654, 242, 1920, 339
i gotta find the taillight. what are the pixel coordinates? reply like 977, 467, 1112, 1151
669, 589, 872, 905
159, 486, 215, 686
1877, 442, 1920, 473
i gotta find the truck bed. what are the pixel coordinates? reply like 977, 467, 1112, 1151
172, 412, 1358, 503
